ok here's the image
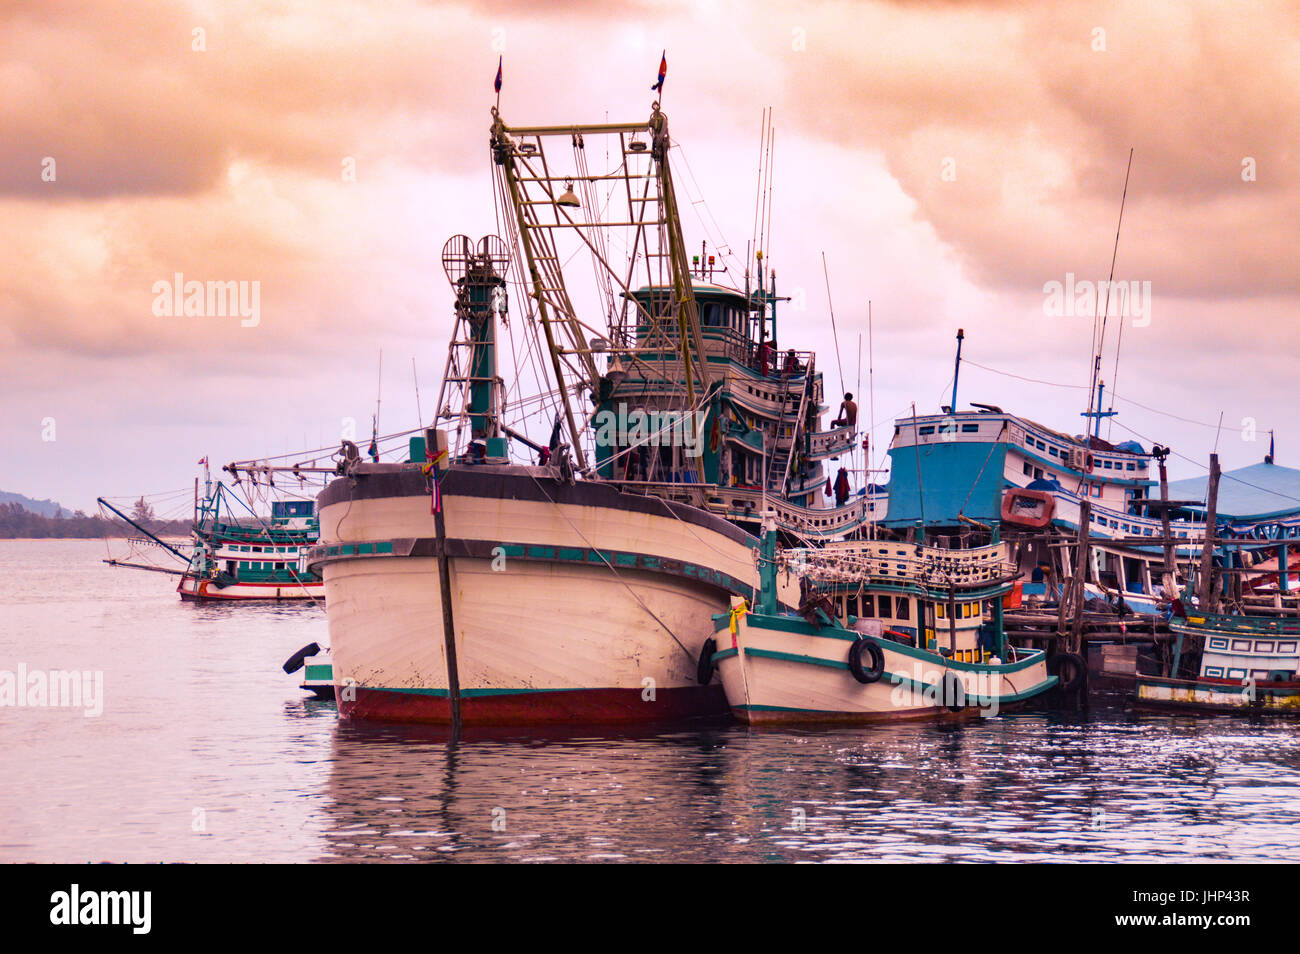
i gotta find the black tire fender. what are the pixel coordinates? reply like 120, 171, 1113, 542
697, 637, 718, 685
848, 638, 886, 685
282, 642, 321, 674
940, 671, 967, 711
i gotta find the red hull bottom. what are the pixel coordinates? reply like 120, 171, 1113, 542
178, 591, 319, 602
340, 685, 728, 726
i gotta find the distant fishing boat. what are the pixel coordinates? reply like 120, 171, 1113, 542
710, 512, 1057, 723
100, 462, 324, 602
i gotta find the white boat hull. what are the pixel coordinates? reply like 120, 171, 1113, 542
309, 464, 797, 725
714, 605, 1056, 724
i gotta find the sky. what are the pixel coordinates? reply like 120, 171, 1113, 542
3, 0, 1297, 515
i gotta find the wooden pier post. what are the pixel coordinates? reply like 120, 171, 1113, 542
1196, 454, 1221, 614
1069, 498, 1092, 654
1154, 447, 1175, 581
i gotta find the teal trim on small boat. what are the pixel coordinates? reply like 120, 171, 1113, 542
740, 647, 849, 671
722, 611, 1048, 675
718, 646, 1059, 704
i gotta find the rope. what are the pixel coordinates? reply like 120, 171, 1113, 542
527, 472, 697, 665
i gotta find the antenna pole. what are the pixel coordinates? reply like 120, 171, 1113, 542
950, 328, 964, 413
412, 357, 423, 427
1085, 147, 1134, 440
375, 348, 383, 437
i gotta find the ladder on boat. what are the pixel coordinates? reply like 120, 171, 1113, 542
763, 355, 814, 497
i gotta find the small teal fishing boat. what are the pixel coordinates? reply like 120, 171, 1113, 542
707, 512, 1057, 723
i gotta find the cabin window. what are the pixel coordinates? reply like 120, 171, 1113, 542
918, 426, 935, 436
895, 598, 911, 620
1036, 440, 1046, 450
860, 594, 875, 617
961, 423, 979, 433
878, 598, 892, 619
701, 303, 720, 326
1023, 462, 1033, 476
1049, 447, 1059, 456
936, 602, 946, 620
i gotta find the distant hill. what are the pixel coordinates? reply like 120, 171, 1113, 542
0, 490, 64, 517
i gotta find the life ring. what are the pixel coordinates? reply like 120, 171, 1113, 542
1048, 652, 1086, 693
848, 638, 885, 684
697, 637, 718, 685
940, 671, 967, 712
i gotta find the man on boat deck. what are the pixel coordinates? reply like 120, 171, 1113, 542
832, 392, 858, 429
783, 348, 801, 376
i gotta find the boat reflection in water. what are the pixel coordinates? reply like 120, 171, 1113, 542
309, 706, 1300, 863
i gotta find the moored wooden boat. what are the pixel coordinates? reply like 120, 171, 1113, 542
710, 513, 1057, 723
1134, 610, 1300, 715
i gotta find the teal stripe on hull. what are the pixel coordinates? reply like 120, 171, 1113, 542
714, 613, 1048, 675
714, 646, 1058, 704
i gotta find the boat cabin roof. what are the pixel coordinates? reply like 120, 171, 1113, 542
625, 282, 750, 305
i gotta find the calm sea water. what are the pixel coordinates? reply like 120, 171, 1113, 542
2, 539, 1299, 863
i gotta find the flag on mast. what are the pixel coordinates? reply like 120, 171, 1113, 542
651, 50, 666, 92
494, 55, 502, 93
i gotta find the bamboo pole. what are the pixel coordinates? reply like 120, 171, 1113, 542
1196, 453, 1221, 612
1069, 498, 1093, 653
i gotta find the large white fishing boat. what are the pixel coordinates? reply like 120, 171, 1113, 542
301, 101, 871, 725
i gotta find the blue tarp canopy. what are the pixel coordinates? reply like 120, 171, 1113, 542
1166, 461, 1300, 521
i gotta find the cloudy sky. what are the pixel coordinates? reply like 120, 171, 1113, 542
3, 0, 1297, 514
